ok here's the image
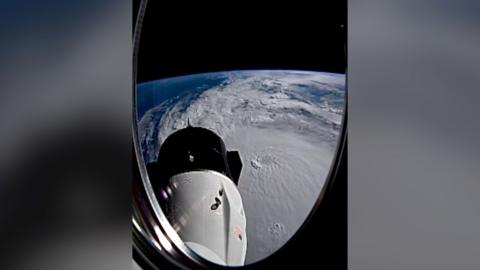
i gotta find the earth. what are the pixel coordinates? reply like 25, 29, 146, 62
136, 70, 345, 264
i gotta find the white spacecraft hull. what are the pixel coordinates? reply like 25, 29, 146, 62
167, 170, 247, 266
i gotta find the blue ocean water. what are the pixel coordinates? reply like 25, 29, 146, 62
136, 73, 228, 119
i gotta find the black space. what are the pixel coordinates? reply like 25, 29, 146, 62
135, 1, 346, 83
133, 1, 347, 269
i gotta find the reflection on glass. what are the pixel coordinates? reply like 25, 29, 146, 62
136, 70, 345, 265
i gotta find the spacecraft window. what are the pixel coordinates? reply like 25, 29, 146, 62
133, 0, 347, 268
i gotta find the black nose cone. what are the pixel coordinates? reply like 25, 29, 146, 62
147, 126, 243, 186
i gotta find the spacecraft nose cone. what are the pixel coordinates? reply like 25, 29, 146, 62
147, 127, 243, 188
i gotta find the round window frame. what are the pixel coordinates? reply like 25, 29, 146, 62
132, 1, 348, 268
